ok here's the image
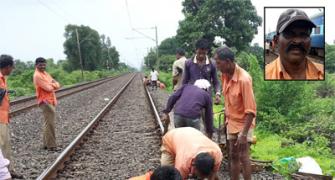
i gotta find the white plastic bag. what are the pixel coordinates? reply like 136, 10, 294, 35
296, 156, 323, 175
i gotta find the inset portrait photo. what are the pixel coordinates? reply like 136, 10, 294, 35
264, 7, 325, 80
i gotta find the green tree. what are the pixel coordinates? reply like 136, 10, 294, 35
158, 55, 175, 72
63, 24, 102, 71
144, 49, 158, 68
46, 58, 57, 70
247, 43, 264, 69
108, 46, 120, 69
11, 60, 29, 76
101, 35, 120, 70
158, 36, 180, 56
316, 74, 335, 98
257, 81, 314, 133
176, 0, 262, 53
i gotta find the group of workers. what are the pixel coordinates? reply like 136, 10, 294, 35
133, 8, 324, 180
0, 8, 323, 180
143, 68, 166, 91
0, 55, 59, 179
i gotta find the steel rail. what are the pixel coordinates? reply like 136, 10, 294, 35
9, 73, 127, 117
36, 73, 136, 180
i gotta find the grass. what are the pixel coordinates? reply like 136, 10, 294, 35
156, 71, 335, 177
251, 130, 335, 177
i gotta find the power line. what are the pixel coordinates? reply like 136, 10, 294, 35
36, 0, 71, 23
49, 0, 81, 24
125, 0, 133, 28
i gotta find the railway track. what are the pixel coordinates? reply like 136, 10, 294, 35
36, 73, 163, 179
10, 73, 135, 179
15, 73, 284, 179
9, 74, 125, 117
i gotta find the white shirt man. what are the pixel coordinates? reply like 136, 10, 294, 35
150, 69, 159, 81
172, 50, 187, 91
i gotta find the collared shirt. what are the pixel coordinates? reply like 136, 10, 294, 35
33, 69, 60, 106
163, 84, 213, 134
129, 171, 153, 180
0, 72, 9, 124
172, 56, 187, 91
162, 127, 223, 179
221, 64, 256, 134
265, 57, 324, 80
182, 56, 220, 94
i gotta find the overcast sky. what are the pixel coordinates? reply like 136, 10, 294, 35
0, 0, 334, 69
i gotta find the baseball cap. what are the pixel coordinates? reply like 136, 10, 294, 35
276, 9, 316, 34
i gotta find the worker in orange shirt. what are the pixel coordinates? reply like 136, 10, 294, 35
0, 55, 24, 179
160, 127, 223, 180
129, 165, 182, 180
33, 57, 60, 151
214, 47, 256, 180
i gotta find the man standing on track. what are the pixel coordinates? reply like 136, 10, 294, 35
172, 48, 187, 91
182, 38, 221, 104
33, 57, 60, 151
0, 54, 23, 179
214, 47, 256, 180
150, 68, 159, 90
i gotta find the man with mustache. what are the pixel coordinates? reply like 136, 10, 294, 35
33, 57, 60, 151
265, 9, 324, 80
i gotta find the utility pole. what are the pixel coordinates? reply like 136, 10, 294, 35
155, 26, 159, 69
107, 48, 111, 70
75, 28, 84, 80
127, 26, 159, 69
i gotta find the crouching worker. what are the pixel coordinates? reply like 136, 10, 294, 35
161, 79, 214, 138
143, 76, 150, 86
161, 127, 223, 180
129, 165, 182, 180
